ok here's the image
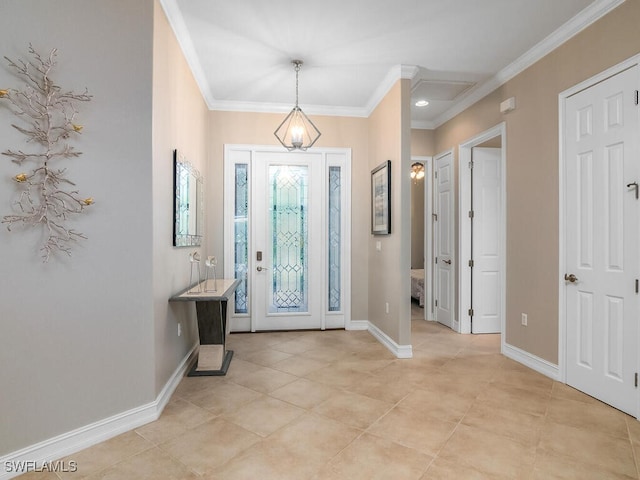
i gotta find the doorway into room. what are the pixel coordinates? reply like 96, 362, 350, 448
410, 156, 433, 321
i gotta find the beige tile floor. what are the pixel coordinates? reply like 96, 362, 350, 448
20, 303, 640, 479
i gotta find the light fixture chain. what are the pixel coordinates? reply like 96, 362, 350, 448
294, 61, 300, 107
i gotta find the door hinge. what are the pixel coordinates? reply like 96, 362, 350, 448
435, 299, 438, 307
468, 308, 474, 317
435, 256, 438, 264
636, 279, 639, 294
469, 161, 474, 169
635, 372, 638, 388
469, 259, 474, 268
469, 210, 475, 219
435, 171, 438, 179
635, 90, 639, 106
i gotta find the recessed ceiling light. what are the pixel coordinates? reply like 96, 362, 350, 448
415, 100, 429, 107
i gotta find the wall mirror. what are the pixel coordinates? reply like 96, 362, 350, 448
173, 149, 203, 247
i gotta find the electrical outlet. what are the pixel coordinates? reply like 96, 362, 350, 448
178, 322, 182, 337
521, 313, 528, 326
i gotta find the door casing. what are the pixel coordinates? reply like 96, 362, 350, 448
458, 123, 507, 337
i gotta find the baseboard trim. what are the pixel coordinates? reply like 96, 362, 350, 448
345, 320, 369, 331
502, 342, 560, 381
0, 343, 198, 480
352, 320, 412, 359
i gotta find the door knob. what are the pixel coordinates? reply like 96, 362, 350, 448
443, 259, 452, 265
256, 266, 269, 272
564, 273, 578, 283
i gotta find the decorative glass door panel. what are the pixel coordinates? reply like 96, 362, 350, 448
252, 153, 321, 331
269, 165, 309, 313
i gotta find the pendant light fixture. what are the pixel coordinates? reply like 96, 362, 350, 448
274, 60, 321, 151
411, 162, 425, 182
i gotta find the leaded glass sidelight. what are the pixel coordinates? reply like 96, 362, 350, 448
269, 165, 309, 313
234, 164, 249, 314
328, 167, 341, 311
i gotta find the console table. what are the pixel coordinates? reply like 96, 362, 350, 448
170, 278, 239, 376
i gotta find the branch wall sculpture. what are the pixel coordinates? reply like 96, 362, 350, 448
1, 45, 93, 262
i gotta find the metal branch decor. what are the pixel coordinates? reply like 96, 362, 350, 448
1, 45, 93, 262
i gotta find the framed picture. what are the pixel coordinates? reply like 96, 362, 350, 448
371, 160, 391, 235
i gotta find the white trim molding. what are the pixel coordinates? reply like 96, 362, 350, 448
350, 320, 413, 359
502, 342, 560, 381
432, 0, 625, 128
457, 123, 507, 336
0, 344, 198, 480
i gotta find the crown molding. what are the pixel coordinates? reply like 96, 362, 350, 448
209, 99, 370, 118
431, 0, 625, 128
159, 0, 218, 109
160, 0, 624, 123
363, 64, 419, 117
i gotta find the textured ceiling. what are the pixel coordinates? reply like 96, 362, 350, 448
160, 0, 620, 128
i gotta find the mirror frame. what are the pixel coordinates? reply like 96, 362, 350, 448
173, 149, 204, 247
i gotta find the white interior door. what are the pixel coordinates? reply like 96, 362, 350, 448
435, 151, 454, 329
564, 64, 639, 416
471, 147, 502, 334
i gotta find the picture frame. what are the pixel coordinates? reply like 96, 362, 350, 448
371, 160, 391, 235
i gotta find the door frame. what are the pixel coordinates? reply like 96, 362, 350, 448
558, 54, 640, 392
223, 144, 352, 332
411, 155, 434, 321
458, 123, 507, 336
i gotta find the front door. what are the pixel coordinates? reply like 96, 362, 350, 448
434, 151, 454, 329
253, 152, 322, 330
224, 145, 350, 332
564, 64, 639, 416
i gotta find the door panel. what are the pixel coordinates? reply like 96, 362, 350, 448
564, 64, 639, 416
435, 152, 454, 328
253, 153, 321, 330
471, 147, 502, 334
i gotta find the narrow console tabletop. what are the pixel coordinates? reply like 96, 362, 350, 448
170, 278, 240, 302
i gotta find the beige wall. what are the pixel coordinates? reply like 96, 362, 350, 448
411, 128, 435, 157
207, 111, 371, 321
411, 176, 425, 269
0, 0, 157, 455
433, 0, 640, 364
152, 0, 210, 394
410, 129, 434, 270
367, 80, 412, 345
